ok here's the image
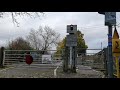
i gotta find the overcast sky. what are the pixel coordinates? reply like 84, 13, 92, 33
0, 12, 120, 53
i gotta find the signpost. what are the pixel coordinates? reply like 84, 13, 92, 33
98, 12, 116, 78
63, 24, 77, 73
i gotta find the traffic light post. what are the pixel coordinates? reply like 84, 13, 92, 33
98, 12, 116, 78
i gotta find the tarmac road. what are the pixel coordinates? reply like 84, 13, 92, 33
0, 63, 58, 78
56, 65, 105, 78
0, 62, 104, 78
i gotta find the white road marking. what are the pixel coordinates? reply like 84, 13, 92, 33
54, 61, 63, 78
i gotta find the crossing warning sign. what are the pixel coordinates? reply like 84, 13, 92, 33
66, 34, 77, 46
112, 28, 120, 53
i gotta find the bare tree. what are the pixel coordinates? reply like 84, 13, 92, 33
26, 29, 42, 50
26, 26, 60, 53
0, 12, 44, 26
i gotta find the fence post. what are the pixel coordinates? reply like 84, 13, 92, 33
0, 47, 4, 68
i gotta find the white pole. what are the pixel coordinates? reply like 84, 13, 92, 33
101, 42, 102, 50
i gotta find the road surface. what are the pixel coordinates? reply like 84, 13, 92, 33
56, 65, 105, 78
0, 63, 58, 78
0, 62, 104, 78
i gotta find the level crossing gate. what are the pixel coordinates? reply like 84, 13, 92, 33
3, 49, 63, 67
2, 48, 108, 76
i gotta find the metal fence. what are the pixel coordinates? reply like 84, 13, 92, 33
76, 49, 105, 71
3, 50, 63, 66
3, 48, 106, 71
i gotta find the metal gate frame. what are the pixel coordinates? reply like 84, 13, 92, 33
3, 49, 63, 66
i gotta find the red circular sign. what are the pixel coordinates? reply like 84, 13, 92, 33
25, 55, 33, 65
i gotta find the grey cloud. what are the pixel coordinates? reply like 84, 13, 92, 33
0, 12, 120, 50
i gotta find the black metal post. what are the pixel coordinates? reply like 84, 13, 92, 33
0, 47, 4, 68
107, 25, 113, 78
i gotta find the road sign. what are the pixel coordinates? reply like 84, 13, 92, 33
105, 12, 116, 26
112, 28, 120, 53
66, 34, 77, 46
112, 39, 120, 53
25, 55, 33, 65
113, 27, 119, 39
66, 42, 77, 46
42, 55, 52, 64
67, 25, 77, 34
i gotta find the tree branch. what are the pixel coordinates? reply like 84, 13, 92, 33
0, 12, 44, 26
